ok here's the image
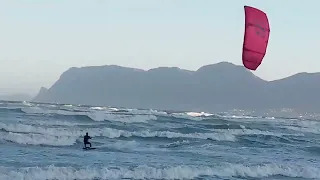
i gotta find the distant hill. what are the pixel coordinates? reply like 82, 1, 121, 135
32, 62, 320, 112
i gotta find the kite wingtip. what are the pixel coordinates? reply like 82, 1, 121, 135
242, 62, 258, 71
244, 5, 267, 15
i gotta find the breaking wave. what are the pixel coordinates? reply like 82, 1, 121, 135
1, 163, 319, 180
1, 101, 320, 180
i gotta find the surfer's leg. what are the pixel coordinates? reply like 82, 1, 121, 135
89, 142, 92, 147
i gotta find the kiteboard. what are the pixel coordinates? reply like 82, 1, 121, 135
83, 147, 96, 150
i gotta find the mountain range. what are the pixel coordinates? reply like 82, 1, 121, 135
32, 62, 320, 112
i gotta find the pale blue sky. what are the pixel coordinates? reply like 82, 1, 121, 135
0, 0, 319, 95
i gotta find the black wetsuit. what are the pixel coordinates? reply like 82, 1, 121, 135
84, 135, 91, 147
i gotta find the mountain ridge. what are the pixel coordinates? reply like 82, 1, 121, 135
32, 61, 320, 112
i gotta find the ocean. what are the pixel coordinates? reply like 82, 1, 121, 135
0, 101, 319, 180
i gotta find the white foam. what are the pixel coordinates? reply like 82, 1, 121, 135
266, 116, 275, 120
126, 108, 168, 116
212, 128, 304, 138
89, 106, 107, 110
21, 107, 76, 115
23, 119, 96, 127
63, 104, 73, 107
166, 140, 190, 147
0, 163, 319, 180
1, 120, 302, 146
222, 115, 257, 119
0, 132, 76, 146
0, 122, 237, 146
186, 111, 213, 117
132, 130, 236, 141
21, 107, 157, 123
221, 163, 320, 179
0, 122, 81, 137
170, 113, 204, 121
22, 101, 33, 107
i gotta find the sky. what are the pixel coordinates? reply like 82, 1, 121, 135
0, 0, 319, 95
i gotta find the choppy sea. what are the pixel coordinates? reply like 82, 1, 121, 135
0, 101, 319, 180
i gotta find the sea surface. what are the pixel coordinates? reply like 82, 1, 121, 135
0, 101, 320, 180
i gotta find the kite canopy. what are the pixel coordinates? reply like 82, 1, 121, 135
242, 6, 270, 71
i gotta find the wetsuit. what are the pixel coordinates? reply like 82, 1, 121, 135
84, 134, 91, 147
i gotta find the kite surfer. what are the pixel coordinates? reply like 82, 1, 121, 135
83, 132, 92, 148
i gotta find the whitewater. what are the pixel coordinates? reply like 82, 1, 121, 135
0, 101, 320, 180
